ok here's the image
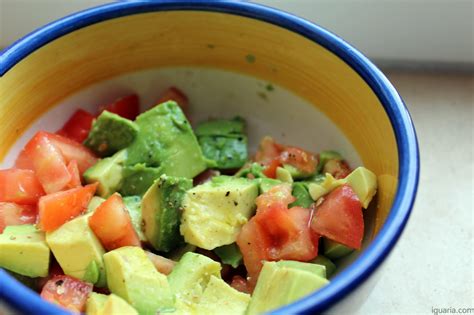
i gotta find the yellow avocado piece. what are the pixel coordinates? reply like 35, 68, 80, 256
46, 215, 106, 286
197, 276, 250, 315
0, 225, 50, 277
103, 246, 174, 315
180, 176, 258, 250
86, 293, 108, 315
86, 293, 138, 315
308, 167, 377, 208
275, 166, 293, 183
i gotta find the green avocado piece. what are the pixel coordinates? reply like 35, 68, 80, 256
323, 238, 354, 260
246, 261, 329, 315
86, 292, 108, 315
180, 176, 258, 250
274, 260, 326, 278
256, 178, 282, 193
126, 101, 206, 178
86, 196, 106, 213
0, 225, 50, 278
290, 182, 313, 208
46, 215, 107, 287
88, 294, 138, 315
168, 252, 221, 305
276, 166, 293, 183
141, 175, 192, 252
195, 117, 245, 136
84, 111, 139, 157
316, 150, 343, 173
196, 276, 250, 314
198, 135, 248, 169
84, 149, 127, 198
123, 196, 145, 241
214, 243, 242, 268
283, 164, 315, 179
310, 255, 336, 278
120, 164, 163, 196
104, 246, 174, 315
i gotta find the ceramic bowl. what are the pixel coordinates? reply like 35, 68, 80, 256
0, 1, 419, 314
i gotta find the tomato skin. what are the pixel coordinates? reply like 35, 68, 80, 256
0, 202, 37, 233
280, 146, 318, 175
237, 184, 319, 287
66, 161, 82, 189
37, 183, 97, 232
45, 132, 98, 175
23, 132, 71, 194
255, 137, 280, 164
230, 275, 251, 294
100, 94, 140, 120
40, 275, 93, 313
261, 158, 280, 179
88, 193, 141, 251
0, 169, 45, 205
311, 185, 364, 249
157, 87, 189, 115
57, 109, 95, 143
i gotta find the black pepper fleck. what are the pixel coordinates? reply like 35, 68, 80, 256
225, 191, 230, 197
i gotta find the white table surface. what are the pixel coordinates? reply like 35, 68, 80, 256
353, 70, 474, 314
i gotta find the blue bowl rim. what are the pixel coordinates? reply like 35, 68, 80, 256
0, 1, 419, 314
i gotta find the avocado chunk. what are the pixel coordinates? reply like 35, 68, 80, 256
168, 252, 221, 305
120, 164, 163, 196
46, 215, 106, 287
235, 162, 266, 179
276, 166, 293, 183
323, 238, 354, 260
256, 178, 282, 194
180, 176, 258, 250
0, 225, 50, 278
310, 255, 336, 278
126, 101, 206, 178
283, 163, 314, 179
87, 293, 138, 315
196, 117, 248, 170
84, 111, 139, 157
290, 182, 313, 208
308, 167, 377, 208
246, 261, 329, 315
316, 150, 343, 173
195, 117, 245, 136
142, 175, 192, 252
196, 275, 250, 314
104, 246, 174, 315
214, 243, 242, 268
84, 149, 127, 198
274, 260, 326, 278
87, 196, 106, 213
123, 196, 145, 241
86, 293, 108, 314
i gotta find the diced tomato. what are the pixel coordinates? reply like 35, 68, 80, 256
40, 275, 92, 313
237, 184, 319, 288
57, 109, 95, 143
145, 251, 176, 275
99, 94, 140, 120
261, 158, 280, 179
323, 159, 352, 179
66, 161, 81, 189
0, 169, 45, 205
37, 183, 97, 232
0, 203, 37, 233
280, 146, 318, 175
14, 149, 35, 170
230, 275, 251, 294
45, 132, 98, 174
255, 137, 318, 177
311, 185, 364, 249
156, 87, 189, 116
88, 193, 141, 251
21, 132, 71, 194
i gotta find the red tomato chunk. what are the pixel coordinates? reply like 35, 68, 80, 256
0, 169, 45, 205
311, 185, 364, 249
88, 193, 141, 251
99, 94, 140, 121
0, 202, 37, 233
57, 109, 95, 143
40, 275, 92, 313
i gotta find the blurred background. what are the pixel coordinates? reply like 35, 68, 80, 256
1, 1, 473, 314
